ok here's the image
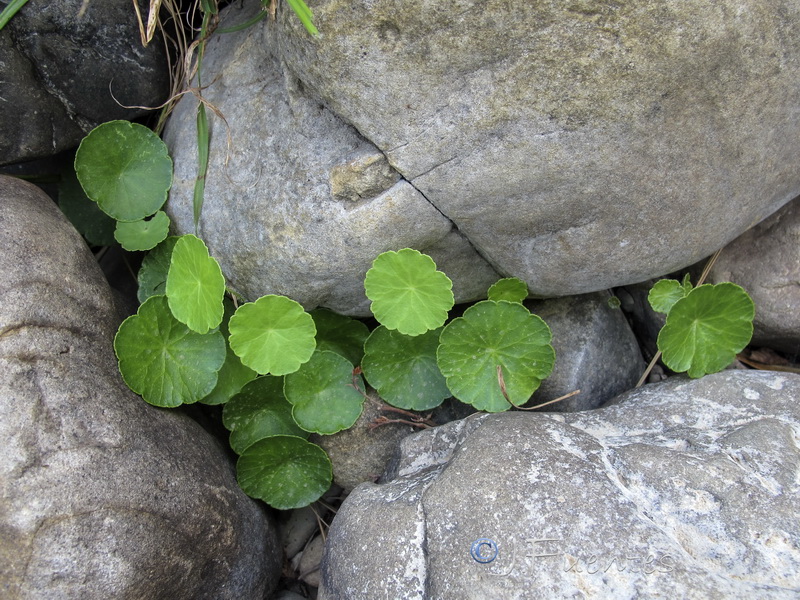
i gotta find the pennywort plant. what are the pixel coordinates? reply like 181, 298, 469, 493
648, 275, 755, 378
110, 233, 557, 509
69, 111, 757, 510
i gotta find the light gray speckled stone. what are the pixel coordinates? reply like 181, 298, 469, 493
0, 176, 280, 599
320, 371, 800, 599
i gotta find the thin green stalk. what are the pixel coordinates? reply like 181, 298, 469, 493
0, 0, 30, 31
193, 102, 209, 233
217, 10, 268, 33
191, 6, 214, 233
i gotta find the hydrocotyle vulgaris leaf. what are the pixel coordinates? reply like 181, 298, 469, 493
166, 234, 225, 334
237, 435, 332, 510
362, 326, 449, 411
487, 277, 529, 304
648, 278, 691, 315
114, 295, 226, 407
364, 248, 454, 336
138, 236, 180, 303
229, 295, 316, 375
284, 350, 365, 435
199, 297, 257, 406
310, 308, 370, 367
222, 376, 307, 454
657, 282, 755, 378
74, 120, 172, 221
114, 210, 170, 251
437, 300, 555, 412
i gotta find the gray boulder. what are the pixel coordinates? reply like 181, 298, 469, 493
277, 0, 800, 298
0, 176, 280, 599
527, 293, 645, 411
708, 196, 800, 356
320, 371, 800, 599
163, 2, 499, 314
1, 0, 169, 164
166, 0, 800, 314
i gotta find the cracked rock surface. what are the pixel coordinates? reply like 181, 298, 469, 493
163, 1, 498, 315
319, 371, 800, 599
166, 0, 800, 313
0, 176, 280, 599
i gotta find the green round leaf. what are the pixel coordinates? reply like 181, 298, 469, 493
437, 300, 555, 412
74, 120, 173, 221
237, 435, 332, 510
223, 377, 307, 454
137, 236, 180, 303
58, 166, 117, 246
310, 308, 370, 366
114, 210, 170, 251
199, 297, 257, 405
166, 234, 226, 334
284, 350, 365, 434
657, 282, 755, 378
648, 278, 690, 315
113, 295, 226, 407
229, 295, 317, 375
362, 326, 449, 411
487, 277, 528, 304
199, 341, 258, 406
364, 248, 454, 336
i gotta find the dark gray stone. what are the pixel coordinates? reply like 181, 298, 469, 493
1, 0, 169, 164
0, 176, 280, 599
311, 390, 416, 493
526, 293, 646, 411
319, 371, 800, 599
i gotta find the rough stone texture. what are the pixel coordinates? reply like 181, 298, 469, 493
167, 0, 800, 312
163, 2, 499, 315
0, 176, 280, 599
707, 196, 800, 356
311, 391, 415, 493
276, 0, 800, 301
526, 293, 646, 411
319, 371, 800, 599
0, 0, 169, 164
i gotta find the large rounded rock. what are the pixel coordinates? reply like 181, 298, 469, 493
0, 0, 169, 164
0, 176, 280, 598
166, 0, 800, 314
164, 2, 498, 314
320, 371, 800, 599
278, 0, 800, 297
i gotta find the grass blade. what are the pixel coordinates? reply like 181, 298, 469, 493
193, 102, 210, 232
285, 0, 318, 35
0, 0, 30, 31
